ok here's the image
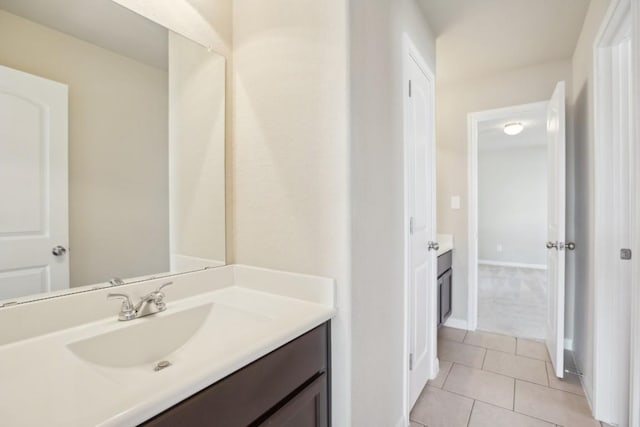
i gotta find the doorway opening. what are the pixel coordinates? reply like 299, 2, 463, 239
467, 81, 569, 379
475, 102, 548, 340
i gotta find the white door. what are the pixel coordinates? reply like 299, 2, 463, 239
407, 52, 437, 407
0, 65, 69, 301
545, 81, 566, 378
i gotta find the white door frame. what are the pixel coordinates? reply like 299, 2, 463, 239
466, 101, 548, 331
593, 0, 639, 424
402, 34, 437, 422
631, 2, 640, 425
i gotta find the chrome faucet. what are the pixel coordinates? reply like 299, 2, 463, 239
107, 282, 173, 321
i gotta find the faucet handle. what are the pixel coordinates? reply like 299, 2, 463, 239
107, 293, 136, 321
153, 282, 173, 311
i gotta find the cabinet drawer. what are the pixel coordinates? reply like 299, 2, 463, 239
437, 250, 452, 277
259, 373, 328, 427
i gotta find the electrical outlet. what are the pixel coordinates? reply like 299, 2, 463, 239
497, 244, 503, 252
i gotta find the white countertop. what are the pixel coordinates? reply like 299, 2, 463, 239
437, 233, 454, 256
0, 266, 335, 427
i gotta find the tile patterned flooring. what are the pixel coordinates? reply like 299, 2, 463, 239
410, 327, 603, 427
478, 265, 547, 340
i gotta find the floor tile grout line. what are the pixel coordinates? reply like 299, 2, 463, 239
514, 375, 586, 394
440, 360, 454, 388
444, 359, 523, 382
512, 375, 516, 411
440, 361, 456, 389
544, 358, 551, 387
477, 399, 560, 426
441, 336, 517, 355
481, 347, 488, 369
466, 399, 476, 427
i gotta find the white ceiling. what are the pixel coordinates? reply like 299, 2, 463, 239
479, 110, 547, 151
418, 0, 591, 83
0, 0, 168, 69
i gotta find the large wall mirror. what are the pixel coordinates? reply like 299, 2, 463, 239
0, 0, 226, 305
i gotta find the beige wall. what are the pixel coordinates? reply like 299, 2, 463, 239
231, 0, 351, 424
570, 0, 612, 404
436, 59, 572, 326
0, 10, 169, 287
115, 0, 233, 266
169, 32, 226, 269
350, 0, 435, 424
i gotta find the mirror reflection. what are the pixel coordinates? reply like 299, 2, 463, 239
0, 0, 226, 304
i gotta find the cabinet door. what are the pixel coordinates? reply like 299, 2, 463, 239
441, 270, 452, 323
437, 276, 443, 327
259, 373, 327, 427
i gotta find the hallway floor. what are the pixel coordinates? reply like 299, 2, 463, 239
410, 327, 603, 427
478, 264, 547, 340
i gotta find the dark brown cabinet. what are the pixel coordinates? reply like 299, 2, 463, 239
141, 323, 330, 427
437, 251, 453, 326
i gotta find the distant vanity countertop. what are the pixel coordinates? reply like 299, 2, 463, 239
437, 234, 454, 256
0, 265, 335, 427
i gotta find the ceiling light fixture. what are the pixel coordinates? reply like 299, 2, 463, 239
504, 122, 524, 136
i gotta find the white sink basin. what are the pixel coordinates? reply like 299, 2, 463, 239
68, 303, 214, 368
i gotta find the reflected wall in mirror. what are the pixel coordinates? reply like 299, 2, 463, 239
0, 0, 226, 305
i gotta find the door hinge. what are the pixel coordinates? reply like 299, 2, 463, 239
621, 248, 632, 260
409, 80, 412, 97
409, 353, 414, 370
409, 217, 415, 235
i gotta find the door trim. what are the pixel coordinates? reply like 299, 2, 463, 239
402, 34, 437, 420
631, 2, 640, 426
593, 0, 634, 423
466, 101, 548, 331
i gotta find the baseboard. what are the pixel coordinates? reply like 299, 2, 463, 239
444, 317, 470, 330
478, 260, 547, 270
431, 357, 440, 380
564, 338, 574, 351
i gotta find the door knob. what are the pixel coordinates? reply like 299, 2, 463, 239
566, 242, 576, 251
428, 241, 440, 251
546, 241, 558, 250
52, 245, 67, 256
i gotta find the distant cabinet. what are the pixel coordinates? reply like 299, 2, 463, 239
437, 251, 453, 326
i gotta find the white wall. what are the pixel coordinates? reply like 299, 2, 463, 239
231, 1, 351, 424
570, 0, 612, 405
350, 0, 435, 425
0, 10, 169, 287
478, 145, 547, 266
436, 59, 572, 327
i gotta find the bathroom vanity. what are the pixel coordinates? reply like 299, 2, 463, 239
436, 234, 454, 327
143, 323, 329, 426
0, 266, 335, 427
